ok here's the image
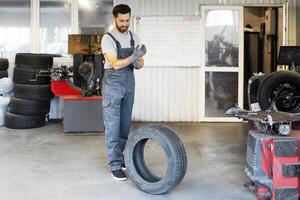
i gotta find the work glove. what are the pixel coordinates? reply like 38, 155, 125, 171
128, 44, 147, 63
133, 60, 143, 70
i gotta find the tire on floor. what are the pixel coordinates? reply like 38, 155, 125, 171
4, 112, 46, 129
124, 124, 187, 195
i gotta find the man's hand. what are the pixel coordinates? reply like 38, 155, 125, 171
133, 58, 144, 70
128, 44, 147, 63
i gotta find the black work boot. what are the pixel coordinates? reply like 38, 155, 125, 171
111, 169, 127, 181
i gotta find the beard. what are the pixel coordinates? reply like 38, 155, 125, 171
116, 24, 129, 33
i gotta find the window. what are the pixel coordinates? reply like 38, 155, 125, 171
40, 0, 71, 57
0, 1, 109, 58
0, 0, 31, 57
205, 10, 239, 67
79, 0, 113, 34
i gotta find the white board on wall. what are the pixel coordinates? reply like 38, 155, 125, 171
133, 16, 201, 67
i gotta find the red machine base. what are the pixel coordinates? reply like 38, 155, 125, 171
246, 130, 300, 200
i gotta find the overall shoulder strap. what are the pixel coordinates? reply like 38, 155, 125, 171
106, 32, 121, 48
129, 31, 135, 47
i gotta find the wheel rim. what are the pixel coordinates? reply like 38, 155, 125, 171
272, 83, 300, 112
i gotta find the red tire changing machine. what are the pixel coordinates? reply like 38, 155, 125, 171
226, 107, 300, 200
41, 65, 104, 133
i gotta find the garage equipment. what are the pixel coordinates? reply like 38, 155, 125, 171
63, 95, 103, 133
248, 46, 300, 113
277, 46, 300, 72
37, 58, 104, 133
52, 64, 103, 133
73, 54, 104, 95
226, 106, 300, 200
49, 34, 104, 132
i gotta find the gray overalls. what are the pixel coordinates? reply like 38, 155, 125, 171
102, 31, 135, 171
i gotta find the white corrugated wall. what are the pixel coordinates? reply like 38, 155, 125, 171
132, 67, 199, 122
115, 0, 290, 16
114, 0, 296, 122
297, 0, 300, 45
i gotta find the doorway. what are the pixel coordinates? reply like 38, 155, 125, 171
200, 6, 244, 122
243, 6, 284, 109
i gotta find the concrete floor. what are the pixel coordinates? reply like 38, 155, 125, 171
0, 122, 255, 200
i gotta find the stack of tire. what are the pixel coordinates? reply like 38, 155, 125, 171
0, 58, 8, 79
4, 53, 54, 129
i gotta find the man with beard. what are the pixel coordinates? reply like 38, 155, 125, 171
101, 4, 147, 181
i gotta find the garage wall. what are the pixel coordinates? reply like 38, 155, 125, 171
4, 0, 296, 122
115, 0, 202, 122
287, 0, 296, 45
114, 0, 294, 122
133, 67, 199, 122
115, 0, 289, 16
296, 0, 300, 45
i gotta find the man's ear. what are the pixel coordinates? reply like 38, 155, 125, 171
113, 15, 117, 23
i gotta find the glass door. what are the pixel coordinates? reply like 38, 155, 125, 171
200, 6, 244, 122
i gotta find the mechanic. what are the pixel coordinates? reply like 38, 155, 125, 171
101, 4, 146, 181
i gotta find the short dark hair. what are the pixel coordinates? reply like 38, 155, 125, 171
112, 4, 131, 17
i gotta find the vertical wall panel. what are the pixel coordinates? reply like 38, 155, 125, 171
296, 0, 300, 45
132, 67, 199, 122
287, 0, 296, 45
